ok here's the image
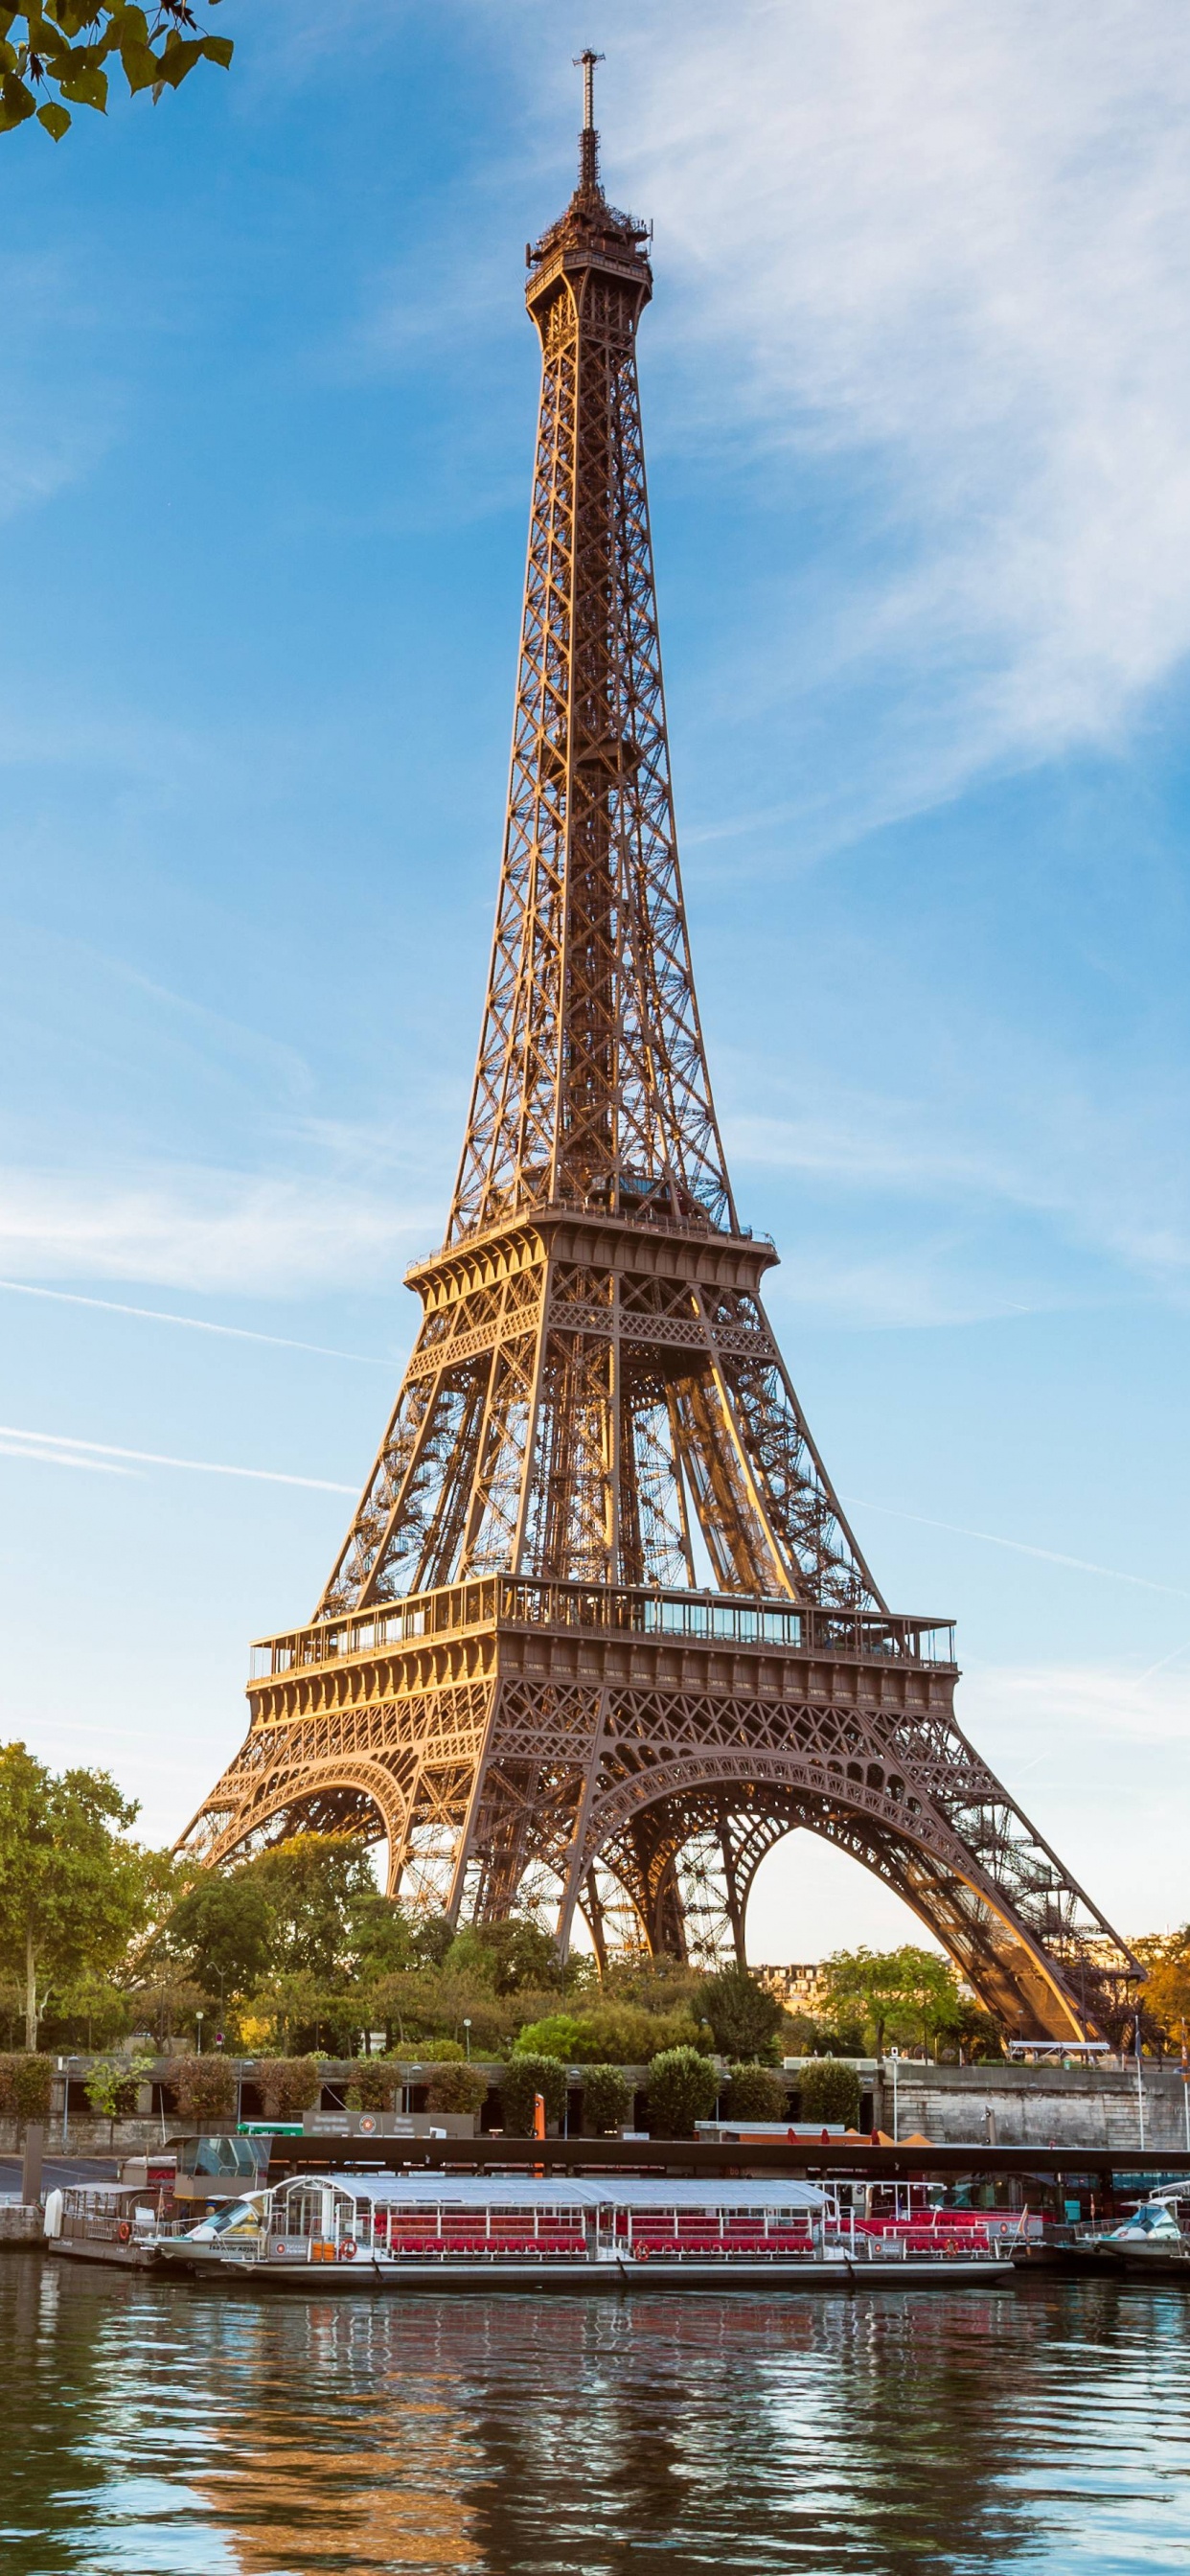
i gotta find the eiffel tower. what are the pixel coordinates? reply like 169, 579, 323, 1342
181, 60, 1134, 2038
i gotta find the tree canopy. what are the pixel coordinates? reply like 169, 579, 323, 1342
815, 1944, 967, 2057
0, 1741, 168, 2046
0, 3, 232, 143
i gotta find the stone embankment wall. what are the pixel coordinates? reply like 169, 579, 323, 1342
877, 2061, 1190, 2151
1, 2058, 1186, 2157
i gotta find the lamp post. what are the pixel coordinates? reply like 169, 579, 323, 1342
195, 2012, 204, 2057
1134, 2014, 1146, 2151
463, 2019, 471, 2060
890, 2048, 900, 2145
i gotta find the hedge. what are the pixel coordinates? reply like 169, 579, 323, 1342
721, 2062, 788, 2121
798, 2059, 861, 2128
500, 2055, 568, 2133
425, 2064, 489, 2116
0, 2054, 54, 2119
172, 2056, 239, 2121
254, 2056, 324, 2117
581, 2064, 630, 2134
645, 2046, 719, 2139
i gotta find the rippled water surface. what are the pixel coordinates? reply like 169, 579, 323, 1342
3, 2257, 1190, 2575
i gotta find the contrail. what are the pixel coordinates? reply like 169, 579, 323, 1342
0, 1278, 392, 1367
842, 1495, 1190, 1603
0, 1423, 356, 1493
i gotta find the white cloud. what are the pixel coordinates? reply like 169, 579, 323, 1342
0, 1163, 434, 1296
588, 0, 1190, 800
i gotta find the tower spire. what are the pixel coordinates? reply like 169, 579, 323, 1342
574, 45, 605, 193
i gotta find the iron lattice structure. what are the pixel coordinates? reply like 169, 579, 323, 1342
182, 80, 1135, 2037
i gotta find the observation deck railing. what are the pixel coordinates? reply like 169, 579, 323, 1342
250, 1578, 955, 1683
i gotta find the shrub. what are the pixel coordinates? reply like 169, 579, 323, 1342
534, 2003, 707, 2064
581, 2064, 630, 2134
499, 2054, 568, 2134
0, 2054, 54, 2119
798, 2059, 860, 2128
422, 2038, 465, 2062
722, 2062, 788, 2122
345, 2059, 400, 2112
424, 2064, 489, 2116
512, 2013, 586, 2062
645, 2046, 719, 2139
172, 2055, 239, 2121
254, 2056, 324, 2118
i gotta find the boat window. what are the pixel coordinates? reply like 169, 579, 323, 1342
207, 2199, 261, 2235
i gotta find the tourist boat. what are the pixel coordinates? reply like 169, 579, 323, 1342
155, 2173, 1018, 2290
44, 2179, 174, 2270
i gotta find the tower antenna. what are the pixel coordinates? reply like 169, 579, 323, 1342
574, 46, 605, 190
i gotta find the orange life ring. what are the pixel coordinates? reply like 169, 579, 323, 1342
635, 2243, 650, 2262
117, 2220, 131, 2243
338, 2239, 357, 2262
944, 2236, 958, 2259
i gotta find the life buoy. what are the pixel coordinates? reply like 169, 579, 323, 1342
944, 2236, 958, 2259
117, 2220, 131, 2243
338, 2239, 357, 2262
635, 2243, 650, 2262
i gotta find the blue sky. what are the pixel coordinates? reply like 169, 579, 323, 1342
2, 0, 1188, 1958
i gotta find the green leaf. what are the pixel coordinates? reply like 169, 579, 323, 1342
200, 33, 232, 65
36, 96, 71, 135
154, 32, 203, 85
0, 71, 35, 126
119, 34, 158, 90
58, 60, 106, 106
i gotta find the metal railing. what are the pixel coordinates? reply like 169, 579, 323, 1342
252, 1577, 954, 1680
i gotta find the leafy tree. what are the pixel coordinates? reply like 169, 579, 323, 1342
815, 1945, 965, 2057
1135, 1928, 1190, 2048
0, 3, 233, 144
698, 1965, 785, 2061
500, 2053, 567, 2134
83, 2051, 153, 2139
645, 2045, 719, 2139
581, 2063, 630, 2134
511, 2012, 588, 2063
798, 2059, 861, 2127
247, 1834, 379, 1985
0, 1743, 165, 2048
164, 1872, 273, 2000
350, 1892, 421, 1980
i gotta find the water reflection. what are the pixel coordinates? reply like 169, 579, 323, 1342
1, 2259, 1188, 2575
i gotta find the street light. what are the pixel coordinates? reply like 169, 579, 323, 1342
463, 2019, 471, 2060
195, 2011, 204, 2057
890, 2047, 900, 2145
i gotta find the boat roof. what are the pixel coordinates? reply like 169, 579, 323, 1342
275, 2172, 824, 2212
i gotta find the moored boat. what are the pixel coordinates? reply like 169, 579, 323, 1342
156, 2172, 1018, 2291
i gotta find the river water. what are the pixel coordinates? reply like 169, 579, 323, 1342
2, 2255, 1189, 2575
